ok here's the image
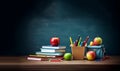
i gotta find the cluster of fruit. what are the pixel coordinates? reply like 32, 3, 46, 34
86, 37, 103, 61
89, 37, 102, 46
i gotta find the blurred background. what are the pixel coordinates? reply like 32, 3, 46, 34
0, 0, 120, 56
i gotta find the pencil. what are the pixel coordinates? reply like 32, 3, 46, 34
78, 37, 82, 46
69, 37, 73, 44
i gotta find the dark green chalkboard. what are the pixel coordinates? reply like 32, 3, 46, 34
1, 0, 120, 55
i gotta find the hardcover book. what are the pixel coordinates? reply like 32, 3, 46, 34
35, 52, 64, 56
27, 56, 63, 61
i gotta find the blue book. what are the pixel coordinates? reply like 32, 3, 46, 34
35, 52, 64, 56
42, 46, 66, 49
40, 48, 65, 53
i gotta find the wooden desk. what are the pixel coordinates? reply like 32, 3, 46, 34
0, 56, 120, 71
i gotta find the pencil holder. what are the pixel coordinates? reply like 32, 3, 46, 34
71, 45, 86, 60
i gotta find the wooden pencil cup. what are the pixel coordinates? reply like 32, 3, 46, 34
71, 45, 86, 60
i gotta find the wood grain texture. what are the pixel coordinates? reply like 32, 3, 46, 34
0, 56, 120, 71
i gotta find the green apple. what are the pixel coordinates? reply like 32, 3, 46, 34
64, 53, 72, 60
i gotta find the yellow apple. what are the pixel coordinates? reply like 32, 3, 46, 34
89, 41, 94, 46
86, 51, 96, 61
93, 37, 102, 45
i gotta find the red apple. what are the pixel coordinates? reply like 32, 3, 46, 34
93, 37, 102, 45
86, 51, 96, 61
50, 37, 60, 46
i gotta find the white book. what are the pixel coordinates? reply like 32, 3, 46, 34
27, 57, 49, 61
42, 46, 66, 49
41, 48, 65, 53
27, 57, 41, 61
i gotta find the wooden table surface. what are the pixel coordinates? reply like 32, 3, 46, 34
0, 56, 120, 71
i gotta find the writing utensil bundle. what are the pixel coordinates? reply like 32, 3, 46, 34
69, 36, 89, 47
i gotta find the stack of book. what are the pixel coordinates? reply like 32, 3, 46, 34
27, 46, 66, 61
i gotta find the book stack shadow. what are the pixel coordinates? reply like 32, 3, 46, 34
27, 46, 66, 62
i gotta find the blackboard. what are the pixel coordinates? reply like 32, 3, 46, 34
1, 0, 120, 55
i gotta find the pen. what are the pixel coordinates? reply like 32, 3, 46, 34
80, 41, 83, 46
69, 37, 73, 44
76, 35, 80, 46
75, 40, 78, 46
81, 36, 89, 46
